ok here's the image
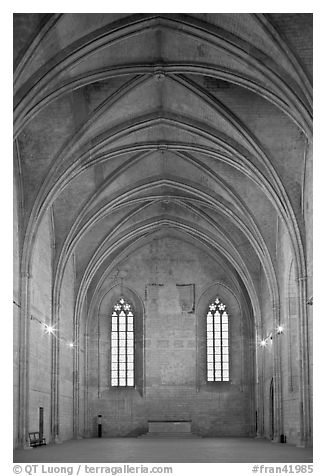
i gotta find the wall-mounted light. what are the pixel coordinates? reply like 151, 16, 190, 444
259, 330, 275, 347
259, 325, 285, 349
306, 297, 313, 306
44, 324, 55, 335
31, 315, 54, 335
30, 314, 77, 348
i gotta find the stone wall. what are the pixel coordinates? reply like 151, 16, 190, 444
86, 236, 255, 437
28, 210, 53, 444
258, 220, 303, 444
13, 209, 78, 447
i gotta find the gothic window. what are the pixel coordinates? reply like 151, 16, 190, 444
111, 297, 134, 387
206, 297, 229, 382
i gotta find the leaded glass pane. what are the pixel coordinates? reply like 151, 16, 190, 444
111, 297, 135, 387
206, 297, 229, 382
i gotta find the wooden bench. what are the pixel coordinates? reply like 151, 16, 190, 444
28, 432, 46, 447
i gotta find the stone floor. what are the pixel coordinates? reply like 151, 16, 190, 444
13, 437, 313, 463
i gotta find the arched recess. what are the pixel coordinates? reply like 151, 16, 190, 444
85, 284, 145, 437
196, 281, 256, 436
75, 227, 259, 437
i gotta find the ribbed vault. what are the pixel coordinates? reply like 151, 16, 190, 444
13, 13, 312, 446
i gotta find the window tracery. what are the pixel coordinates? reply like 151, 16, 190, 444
111, 297, 134, 387
206, 297, 229, 382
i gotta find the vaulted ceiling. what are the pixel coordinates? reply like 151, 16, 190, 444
13, 13, 313, 320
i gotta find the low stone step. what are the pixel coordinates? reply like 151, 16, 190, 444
148, 421, 192, 433
139, 432, 199, 438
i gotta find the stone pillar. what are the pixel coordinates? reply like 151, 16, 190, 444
51, 303, 61, 444
272, 302, 283, 443
19, 270, 32, 449
297, 275, 312, 447
73, 315, 80, 439
255, 325, 265, 439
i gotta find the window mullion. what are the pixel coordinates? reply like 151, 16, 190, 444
124, 313, 127, 386
213, 312, 216, 381
220, 311, 223, 381
117, 312, 120, 384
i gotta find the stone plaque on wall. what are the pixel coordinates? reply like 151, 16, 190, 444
176, 284, 195, 313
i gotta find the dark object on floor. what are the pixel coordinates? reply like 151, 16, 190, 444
29, 432, 46, 447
